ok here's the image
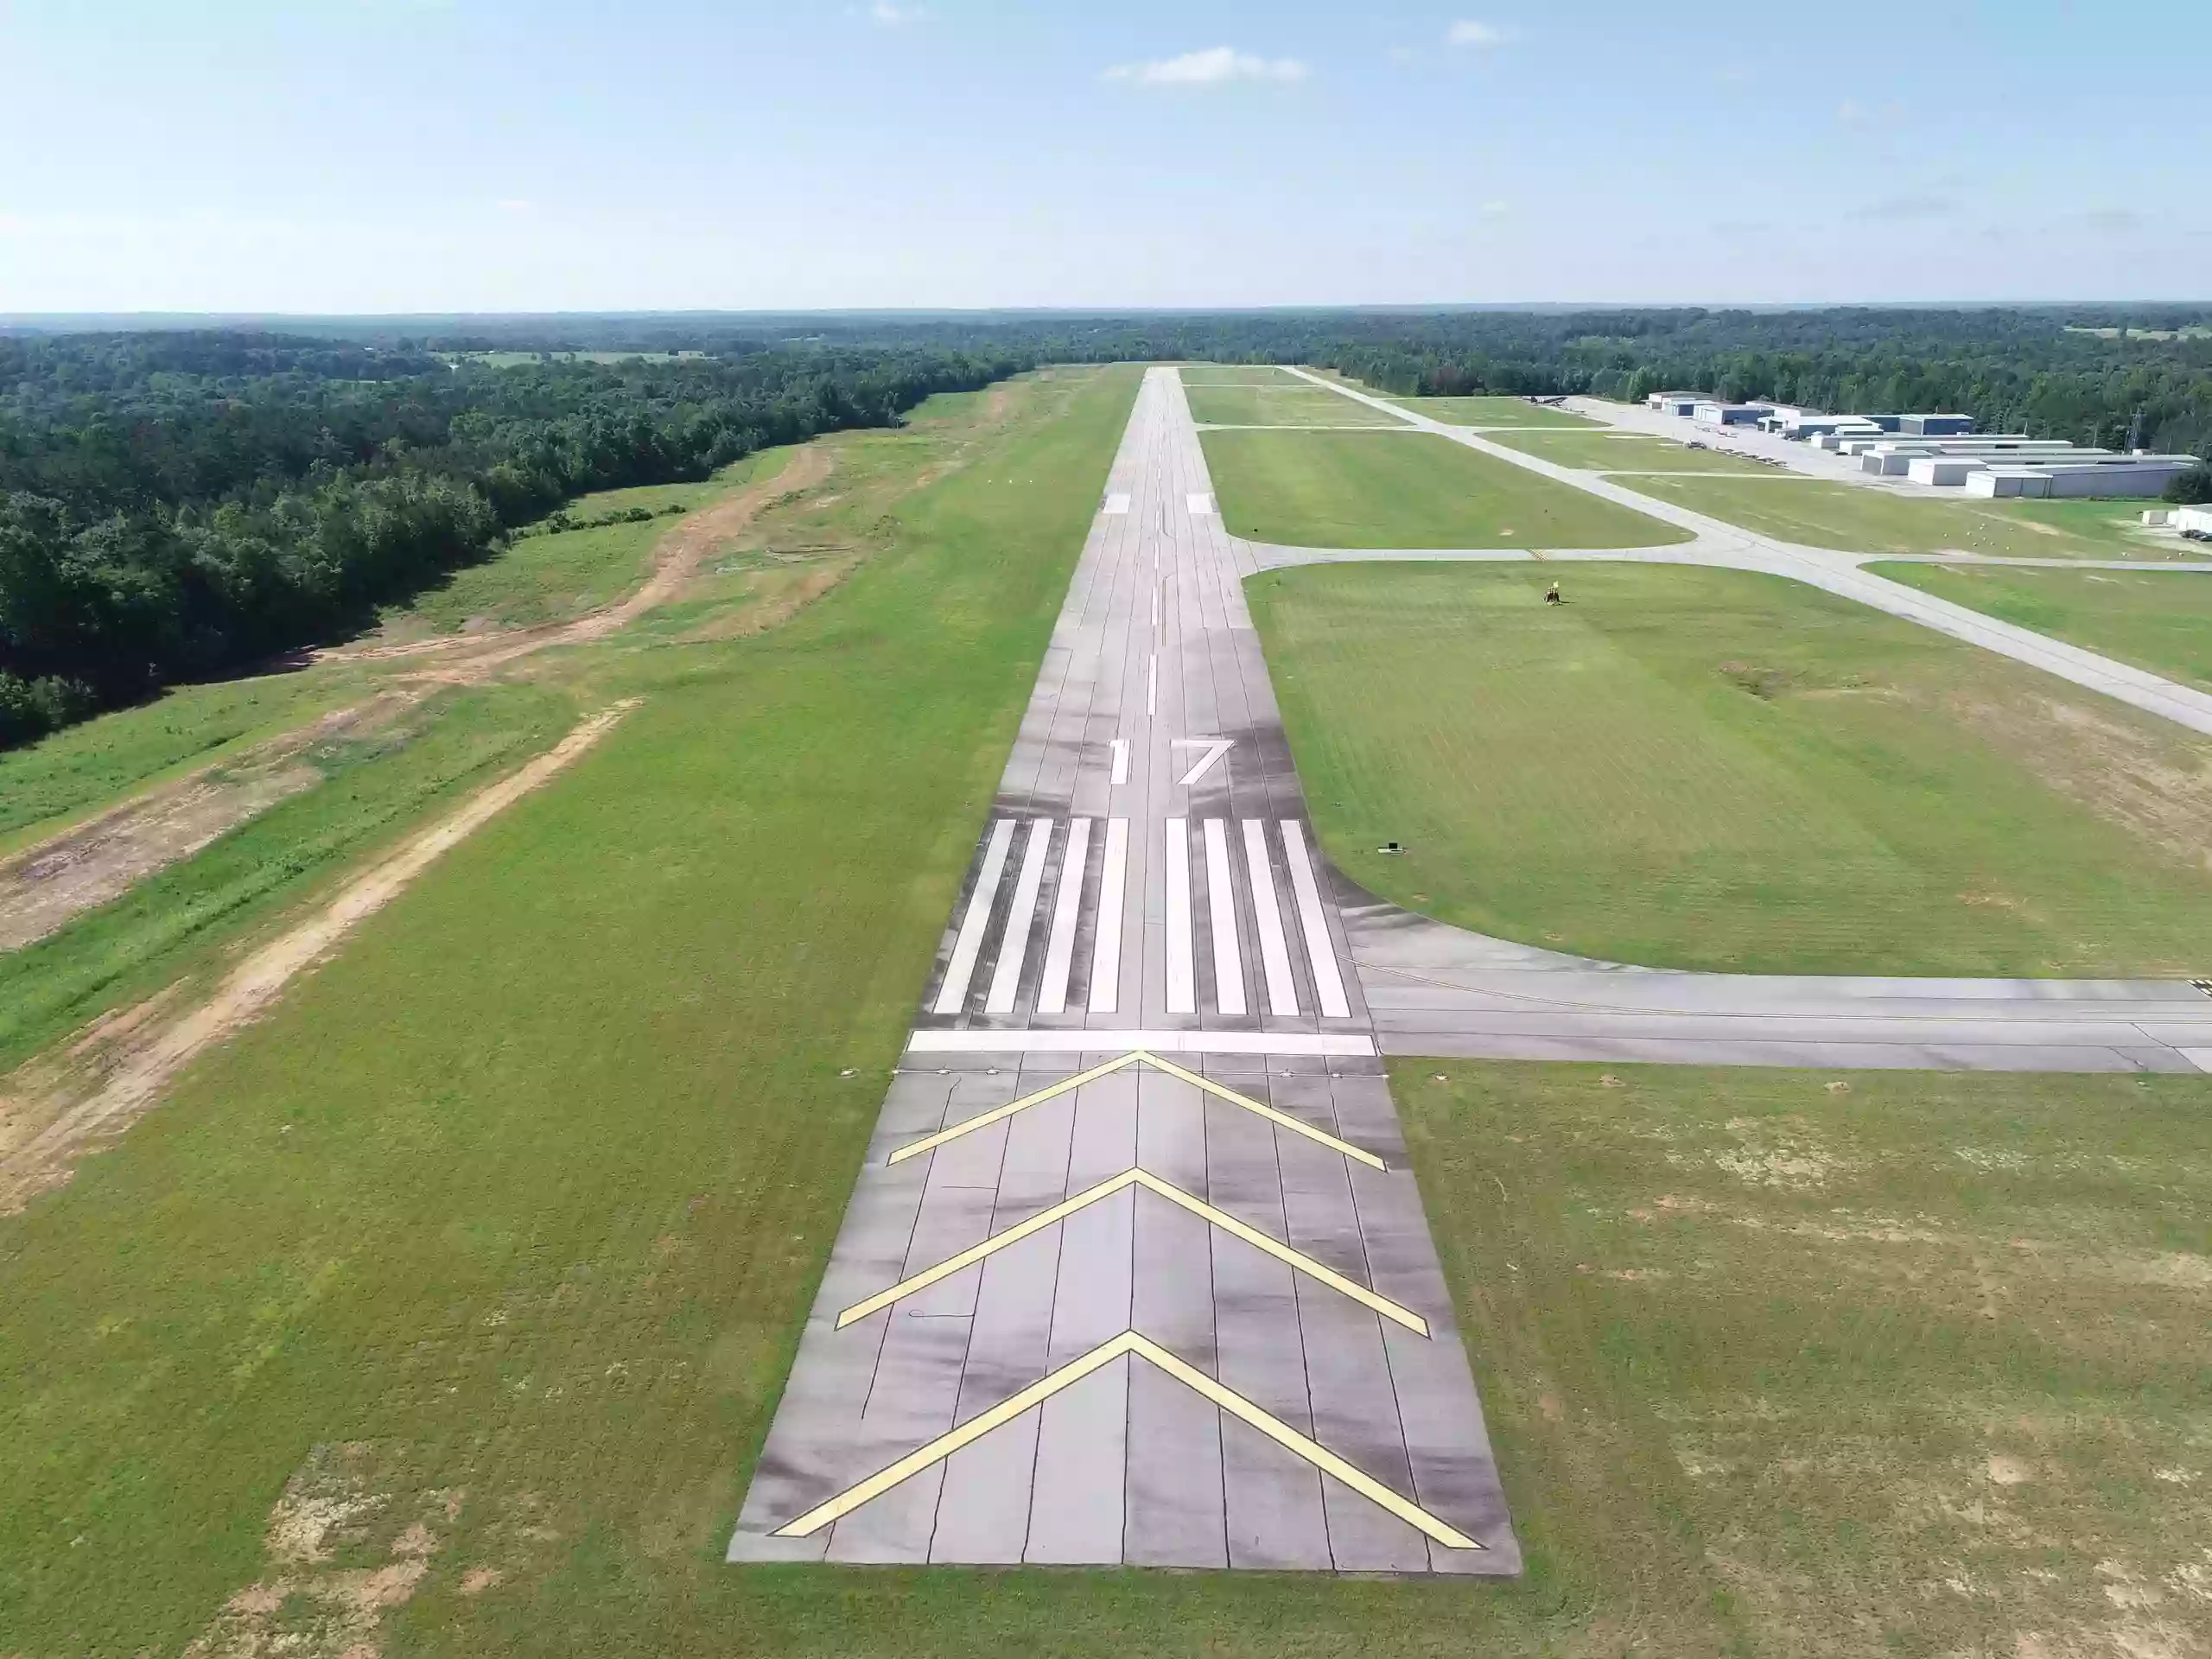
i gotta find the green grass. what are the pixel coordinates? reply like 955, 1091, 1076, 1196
1872, 560, 2212, 690
0, 683, 579, 1076
1174, 363, 1302, 385
1184, 384, 1405, 428
1623, 475, 2194, 559
1485, 428, 1784, 474
1397, 1060, 2212, 1659
1248, 560, 2212, 975
1387, 396, 1596, 428
0, 670, 365, 855
392, 460, 776, 637
1199, 429, 1690, 550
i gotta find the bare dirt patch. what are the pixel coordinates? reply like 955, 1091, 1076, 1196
0, 693, 423, 952
678, 555, 863, 644
0, 702, 637, 1213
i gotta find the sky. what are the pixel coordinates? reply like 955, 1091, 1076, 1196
2, 0, 2207, 315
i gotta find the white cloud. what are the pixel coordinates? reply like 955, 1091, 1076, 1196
1446, 20, 1513, 48
1478, 200, 1510, 218
869, 1, 930, 23
1103, 46, 1310, 86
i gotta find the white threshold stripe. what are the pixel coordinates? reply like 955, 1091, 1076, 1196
1281, 819, 1351, 1020
1088, 817, 1129, 1014
1165, 817, 1196, 1014
986, 819, 1054, 1014
932, 818, 1015, 1015
908, 1029, 1377, 1058
1243, 819, 1299, 1017
1036, 817, 1090, 1016
1203, 818, 1246, 1017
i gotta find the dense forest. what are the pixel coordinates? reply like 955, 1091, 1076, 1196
6, 306, 2211, 747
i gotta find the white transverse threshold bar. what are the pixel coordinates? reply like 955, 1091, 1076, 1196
908, 1029, 1376, 1058
1035, 817, 1090, 1016
1280, 819, 1351, 1020
1087, 817, 1129, 1015
1242, 819, 1299, 1017
932, 818, 1015, 1015
1165, 817, 1196, 1014
1203, 818, 1246, 1017
985, 819, 1053, 1014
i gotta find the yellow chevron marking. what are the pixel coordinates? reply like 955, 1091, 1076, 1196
771, 1331, 1481, 1548
887, 1049, 1383, 1171
836, 1167, 1427, 1334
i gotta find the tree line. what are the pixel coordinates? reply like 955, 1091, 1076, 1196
0, 335, 1024, 746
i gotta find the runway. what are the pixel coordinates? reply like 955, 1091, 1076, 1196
728, 369, 1520, 1573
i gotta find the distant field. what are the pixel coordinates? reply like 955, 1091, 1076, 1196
1185, 383, 1406, 427
1872, 560, 2212, 690
1485, 428, 1782, 474
1248, 559, 2212, 975
1175, 362, 1302, 385
1623, 475, 2191, 559
1400, 1059, 2212, 1659
1200, 429, 1689, 549
1387, 395, 1596, 428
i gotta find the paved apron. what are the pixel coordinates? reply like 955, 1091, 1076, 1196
728, 369, 1520, 1572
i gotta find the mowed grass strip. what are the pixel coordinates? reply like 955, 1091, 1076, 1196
1872, 561, 2212, 692
1184, 383, 1406, 428
1398, 1060, 2212, 1659
1200, 429, 1689, 550
1486, 427, 1785, 475
1387, 395, 1596, 428
1249, 560, 2212, 975
1625, 474, 2193, 559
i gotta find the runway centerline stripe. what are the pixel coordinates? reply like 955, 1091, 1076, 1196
887, 1048, 1384, 1170
1088, 817, 1128, 1014
771, 1332, 1478, 1548
1281, 819, 1352, 1020
1204, 818, 1246, 1017
1147, 652, 1158, 717
931, 818, 1014, 1015
986, 819, 1053, 1014
1109, 738, 1128, 785
836, 1166, 1427, 1334
1243, 819, 1299, 1016
1035, 817, 1090, 1016
1165, 818, 1196, 1014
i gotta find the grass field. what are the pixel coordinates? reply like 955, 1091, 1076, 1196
1387, 395, 1596, 429
1872, 560, 2212, 690
1200, 429, 1690, 550
1624, 475, 2193, 559
1175, 363, 1301, 385
0, 683, 579, 1075
1397, 1060, 2212, 1659
0, 671, 365, 855
1248, 560, 2212, 975
391, 462, 774, 638
1184, 383, 1405, 428
1484, 428, 1783, 474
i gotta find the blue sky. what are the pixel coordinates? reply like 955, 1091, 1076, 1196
2, 0, 2206, 313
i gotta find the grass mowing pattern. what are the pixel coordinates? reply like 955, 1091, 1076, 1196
1624, 474, 2192, 559
1249, 560, 2212, 975
1184, 384, 1405, 428
1397, 1060, 2212, 1658
1872, 561, 2212, 691
0, 683, 579, 1074
1200, 429, 1688, 550
1174, 363, 1304, 385
1386, 395, 1596, 428
1485, 428, 1783, 475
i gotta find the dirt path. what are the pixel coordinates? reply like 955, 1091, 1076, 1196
324, 442, 836, 678
0, 692, 426, 953
0, 701, 638, 1214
